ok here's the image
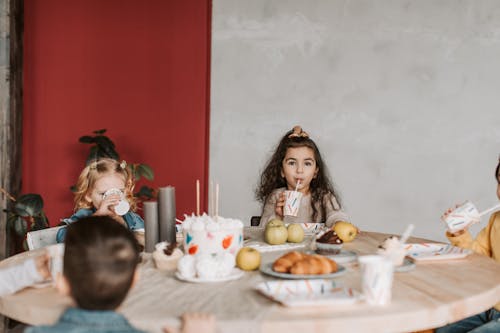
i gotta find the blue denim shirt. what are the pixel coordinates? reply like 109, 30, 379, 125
25, 307, 145, 333
56, 208, 145, 243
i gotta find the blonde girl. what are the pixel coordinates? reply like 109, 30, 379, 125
57, 158, 144, 243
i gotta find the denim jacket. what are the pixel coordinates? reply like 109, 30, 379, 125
56, 208, 144, 243
25, 307, 145, 333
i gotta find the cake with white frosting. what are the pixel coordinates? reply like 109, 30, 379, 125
177, 214, 244, 279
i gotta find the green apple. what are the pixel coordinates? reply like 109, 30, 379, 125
287, 224, 305, 243
264, 225, 288, 245
236, 247, 261, 271
266, 218, 285, 228
333, 221, 359, 243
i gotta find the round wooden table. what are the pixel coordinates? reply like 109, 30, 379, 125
0, 231, 499, 333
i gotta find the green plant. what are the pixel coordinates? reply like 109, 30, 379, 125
1, 189, 49, 250
78, 129, 156, 200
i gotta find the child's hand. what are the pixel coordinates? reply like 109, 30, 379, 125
440, 204, 460, 221
94, 193, 121, 216
275, 191, 285, 219
35, 252, 51, 281
163, 313, 215, 333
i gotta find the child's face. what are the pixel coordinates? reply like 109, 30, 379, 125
281, 146, 318, 194
86, 173, 126, 209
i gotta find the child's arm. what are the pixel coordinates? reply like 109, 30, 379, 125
163, 313, 215, 333
0, 253, 50, 297
324, 194, 350, 228
446, 212, 498, 257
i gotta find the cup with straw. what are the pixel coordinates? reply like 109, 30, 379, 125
442, 201, 500, 233
283, 180, 302, 217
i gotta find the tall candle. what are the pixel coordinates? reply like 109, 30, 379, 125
143, 201, 159, 253
158, 186, 176, 244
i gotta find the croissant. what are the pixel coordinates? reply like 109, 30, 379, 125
290, 255, 337, 275
272, 251, 305, 273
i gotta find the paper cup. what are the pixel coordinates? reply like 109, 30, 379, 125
442, 201, 480, 233
358, 255, 394, 306
284, 191, 302, 217
103, 188, 130, 216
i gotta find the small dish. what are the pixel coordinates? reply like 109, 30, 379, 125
175, 268, 244, 283
315, 242, 343, 255
317, 250, 358, 264
260, 262, 346, 280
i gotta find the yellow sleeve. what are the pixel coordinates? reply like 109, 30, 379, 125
446, 212, 497, 257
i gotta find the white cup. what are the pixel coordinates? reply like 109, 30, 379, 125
283, 190, 302, 217
358, 255, 394, 306
103, 188, 130, 216
442, 200, 480, 233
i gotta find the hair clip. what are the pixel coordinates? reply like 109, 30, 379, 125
89, 160, 98, 170
288, 125, 309, 138
120, 160, 127, 169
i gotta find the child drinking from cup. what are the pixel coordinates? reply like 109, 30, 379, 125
256, 126, 350, 227
56, 158, 144, 244
436, 157, 500, 333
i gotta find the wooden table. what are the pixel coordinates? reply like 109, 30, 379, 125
0, 231, 499, 333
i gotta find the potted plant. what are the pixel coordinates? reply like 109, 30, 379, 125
77, 129, 156, 200
1, 189, 49, 251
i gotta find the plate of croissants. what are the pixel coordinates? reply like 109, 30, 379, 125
260, 251, 346, 279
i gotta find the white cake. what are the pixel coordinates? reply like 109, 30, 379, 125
177, 214, 244, 279
181, 214, 243, 256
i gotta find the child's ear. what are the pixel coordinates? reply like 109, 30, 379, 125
314, 167, 319, 178
55, 274, 71, 297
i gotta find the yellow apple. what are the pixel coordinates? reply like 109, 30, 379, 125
266, 218, 285, 228
264, 225, 288, 245
333, 221, 359, 242
287, 224, 305, 243
236, 247, 261, 271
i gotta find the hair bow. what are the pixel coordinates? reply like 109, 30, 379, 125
288, 125, 309, 138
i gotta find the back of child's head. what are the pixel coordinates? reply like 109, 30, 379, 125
73, 158, 137, 211
63, 215, 140, 310
256, 126, 338, 205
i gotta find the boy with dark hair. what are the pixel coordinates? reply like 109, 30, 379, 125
26, 216, 144, 333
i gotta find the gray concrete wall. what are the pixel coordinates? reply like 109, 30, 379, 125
210, 0, 500, 242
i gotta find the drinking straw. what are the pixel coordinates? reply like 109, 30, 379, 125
399, 224, 415, 244
196, 179, 200, 216
479, 203, 500, 217
295, 179, 301, 192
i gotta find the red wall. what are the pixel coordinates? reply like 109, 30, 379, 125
23, 0, 211, 225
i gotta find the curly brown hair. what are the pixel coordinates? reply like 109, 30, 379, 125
255, 126, 342, 221
73, 158, 138, 212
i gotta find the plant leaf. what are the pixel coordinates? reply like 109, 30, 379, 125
13, 217, 27, 236
15, 194, 44, 216
135, 186, 156, 200
79, 135, 95, 144
137, 164, 154, 180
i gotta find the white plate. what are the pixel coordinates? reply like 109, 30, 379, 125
255, 279, 361, 307
175, 268, 244, 283
260, 262, 347, 280
405, 243, 472, 262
